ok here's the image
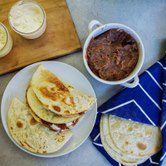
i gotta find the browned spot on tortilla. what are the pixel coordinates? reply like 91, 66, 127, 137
53, 106, 61, 112
121, 159, 137, 163
57, 135, 65, 142
128, 127, 133, 131
40, 87, 59, 100
137, 142, 147, 150
55, 132, 65, 142
43, 150, 47, 154
10, 127, 13, 130
70, 97, 75, 105
24, 141, 33, 149
39, 74, 70, 101
125, 141, 129, 145
30, 117, 37, 125
20, 141, 24, 147
64, 110, 70, 114
16, 120, 23, 128
62, 97, 75, 107
50, 87, 55, 91
48, 76, 69, 92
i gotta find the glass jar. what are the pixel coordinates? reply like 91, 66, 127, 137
9, 0, 46, 39
0, 23, 13, 58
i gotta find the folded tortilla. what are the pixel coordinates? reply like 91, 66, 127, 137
26, 87, 80, 124
8, 98, 72, 154
100, 114, 162, 165
108, 115, 162, 157
100, 115, 148, 165
30, 65, 96, 116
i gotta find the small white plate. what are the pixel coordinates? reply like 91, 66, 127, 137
1, 61, 97, 157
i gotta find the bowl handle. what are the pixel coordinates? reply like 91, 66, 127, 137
88, 20, 102, 33
122, 75, 139, 88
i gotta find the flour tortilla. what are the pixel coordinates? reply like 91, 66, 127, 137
100, 115, 148, 165
30, 65, 96, 116
108, 115, 162, 157
26, 87, 81, 124
8, 98, 72, 154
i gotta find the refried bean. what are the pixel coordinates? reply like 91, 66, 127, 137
87, 28, 139, 81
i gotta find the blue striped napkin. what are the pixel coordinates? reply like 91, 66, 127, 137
90, 55, 166, 166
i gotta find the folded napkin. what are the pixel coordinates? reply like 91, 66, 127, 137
90, 55, 166, 166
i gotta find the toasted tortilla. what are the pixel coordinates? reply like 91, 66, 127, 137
8, 98, 72, 154
26, 87, 80, 124
108, 115, 162, 157
30, 65, 96, 116
100, 115, 148, 165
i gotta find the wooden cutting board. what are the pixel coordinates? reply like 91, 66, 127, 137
0, 0, 81, 75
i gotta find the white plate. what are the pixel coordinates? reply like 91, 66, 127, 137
1, 61, 97, 157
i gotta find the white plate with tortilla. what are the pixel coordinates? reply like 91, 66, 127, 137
1, 61, 97, 157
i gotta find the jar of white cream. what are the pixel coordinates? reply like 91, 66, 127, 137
9, 0, 46, 39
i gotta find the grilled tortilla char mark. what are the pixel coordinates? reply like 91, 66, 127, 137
39, 70, 69, 101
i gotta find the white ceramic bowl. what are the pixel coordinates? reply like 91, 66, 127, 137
83, 20, 145, 88
1, 61, 97, 157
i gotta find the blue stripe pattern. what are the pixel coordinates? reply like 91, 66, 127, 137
90, 55, 166, 166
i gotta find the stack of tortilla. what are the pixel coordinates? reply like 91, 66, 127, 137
8, 65, 96, 154
26, 65, 96, 131
100, 114, 162, 165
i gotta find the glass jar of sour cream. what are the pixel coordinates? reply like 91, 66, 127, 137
9, 0, 46, 39
0, 23, 13, 58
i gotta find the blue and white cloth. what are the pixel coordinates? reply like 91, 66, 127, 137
90, 55, 166, 166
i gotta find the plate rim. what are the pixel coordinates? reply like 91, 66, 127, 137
1, 61, 97, 158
